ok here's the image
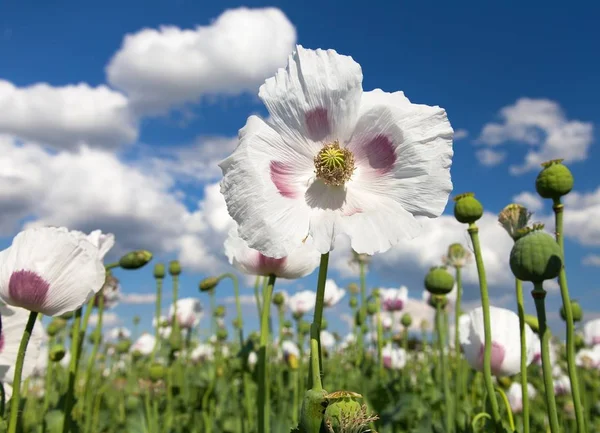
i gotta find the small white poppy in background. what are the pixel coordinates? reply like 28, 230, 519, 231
131, 333, 156, 356
95, 274, 121, 309
60, 351, 71, 369
575, 346, 600, 369
583, 319, 600, 347
0, 303, 46, 388
191, 344, 215, 362
280, 340, 300, 363
379, 312, 393, 331
323, 279, 346, 307
108, 327, 131, 341
460, 306, 537, 376
320, 330, 336, 351
219, 45, 453, 259
553, 373, 571, 396
382, 344, 407, 370
169, 298, 203, 329
248, 351, 258, 367
448, 314, 471, 350
507, 382, 537, 413
0, 227, 106, 316
287, 291, 316, 316
379, 287, 408, 312
225, 227, 320, 279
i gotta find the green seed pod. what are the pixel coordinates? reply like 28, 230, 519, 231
272, 292, 286, 306
199, 277, 219, 292
453, 192, 483, 224
283, 319, 293, 329
153, 263, 166, 279
59, 311, 74, 320
298, 388, 329, 433
168, 260, 181, 276
119, 250, 153, 270
524, 314, 539, 333
424, 266, 455, 295
324, 391, 365, 432
575, 334, 585, 352
510, 227, 563, 283
46, 318, 67, 337
428, 295, 448, 310
366, 301, 378, 316
347, 283, 360, 295
535, 159, 574, 200
214, 305, 226, 318
115, 339, 132, 354
560, 300, 583, 322
349, 296, 358, 309
49, 345, 66, 362
401, 313, 412, 328
292, 311, 303, 321
321, 318, 328, 330
216, 327, 228, 341
232, 317, 242, 329
355, 309, 366, 327
149, 363, 167, 382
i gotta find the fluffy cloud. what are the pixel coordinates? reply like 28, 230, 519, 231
0, 81, 137, 150
454, 129, 469, 140
559, 187, 600, 246
476, 98, 593, 174
120, 293, 157, 304
89, 312, 121, 327
512, 191, 544, 213
106, 7, 297, 114
476, 149, 506, 166
582, 254, 600, 267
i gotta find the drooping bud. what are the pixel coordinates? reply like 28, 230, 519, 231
560, 300, 583, 323
510, 227, 563, 283
272, 292, 286, 307
453, 192, 483, 224
424, 266, 455, 295
535, 159, 574, 200
199, 277, 219, 292
49, 345, 66, 362
153, 263, 166, 279
498, 204, 533, 241
46, 318, 67, 337
168, 260, 181, 276
119, 250, 153, 270
401, 313, 412, 328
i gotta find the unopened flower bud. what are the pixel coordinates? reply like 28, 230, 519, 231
536, 159, 574, 200
49, 345, 66, 362
355, 309, 366, 326
401, 313, 412, 328
292, 311, 303, 321
47, 318, 67, 337
119, 250, 153, 270
272, 292, 286, 306
453, 192, 483, 224
168, 260, 181, 276
214, 305, 226, 318
149, 363, 167, 382
153, 263, 166, 279
349, 297, 358, 308
233, 317, 242, 329
366, 301, 378, 316
216, 327, 228, 342
199, 277, 219, 292
424, 266, 455, 295
510, 227, 563, 283
560, 300, 582, 323
283, 319, 293, 329
347, 283, 360, 295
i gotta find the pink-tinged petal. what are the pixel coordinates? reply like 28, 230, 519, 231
477, 342, 506, 376
383, 355, 392, 369
351, 134, 396, 174
258, 253, 287, 274
8, 271, 50, 312
593, 336, 600, 345
270, 161, 301, 199
259, 45, 363, 146
0, 333, 4, 353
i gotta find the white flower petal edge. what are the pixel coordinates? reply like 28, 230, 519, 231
0, 227, 106, 316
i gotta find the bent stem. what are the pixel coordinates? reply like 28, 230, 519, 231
532, 282, 560, 433
436, 303, 452, 433
515, 278, 530, 433
468, 224, 502, 431
308, 253, 330, 389
7, 311, 38, 433
258, 274, 276, 433
553, 200, 585, 433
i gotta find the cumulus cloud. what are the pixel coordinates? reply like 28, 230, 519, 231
476, 98, 593, 174
120, 293, 156, 304
512, 191, 544, 213
582, 254, 600, 267
89, 312, 121, 327
0, 81, 137, 150
476, 149, 506, 166
106, 7, 297, 114
558, 186, 600, 246
454, 129, 469, 140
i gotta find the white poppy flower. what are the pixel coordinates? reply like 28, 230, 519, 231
219, 45, 454, 259
95, 274, 120, 309
382, 344, 407, 370
287, 290, 316, 315
169, 298, 203, 329
191, 344, 214, 362
553, 373, 571, 396
108, 327, 131, 341
0, 303, 45, 384
0, 227, 106, 316
448, 314, 471, 349
323, 279, 345, 307
507, 382, 537, 413
131, 333, 155, 356
279, 340, 300, 363
380, 287, 408, 312
583, 319, 600, 346
320, 330, 336, 350
225, 227, 319, 279
71, 229, 115, 260
575, 346, 600, 369
460, 306, 537, 376
248, 351, 258, 367
379, 312, 393, 331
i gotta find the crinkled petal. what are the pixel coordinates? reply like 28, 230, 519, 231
259, 45, 363, 149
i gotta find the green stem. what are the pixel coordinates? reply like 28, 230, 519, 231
436, 304, 452, 433
515, 278, 530, 433
496, 386, 515, 432
376, 295, 384, 380
82, 295, 104, 432
454, 266, 463, 423
402, 327, 409, 390
172, 274, 180, 338
61, 307, 83, 433
7, 311, 38, 433
308, 253, 330, 389
532, 282, 560, 433
468, 224, 502, 431
278, 307, 284, 344
209, 288, 216, 334
357, 261, 366, 366
40, 336, 53, 433
258, 274, 276, 433
253, 276, 262, 320
152, 277, 164, 361
553, 200, 585, 433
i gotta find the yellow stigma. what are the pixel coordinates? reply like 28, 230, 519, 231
314, 141, 355, 186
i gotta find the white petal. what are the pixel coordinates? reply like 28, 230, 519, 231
0, 227, 106, 316
87, 230, 115, 260
259, 45, 363, 148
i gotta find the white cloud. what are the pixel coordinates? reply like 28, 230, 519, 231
582, 254, 600, 267
120, 293, 156, 304
222, 294, 257, 306
89, 312, 121, 327
454, 129, 469, 140
476, 149, 506, 166
556, 187, 600, 246
106, 7, 297, 114
512, 191, 544, 213
476, 98, 593, 174
0, 81, 137, 150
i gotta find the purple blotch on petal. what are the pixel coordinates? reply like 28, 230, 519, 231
258, 253, 287, 276
305, 107, 331, 141
362, 135, 397, 173
0, 333, 4, 353
384, 299, 404, 312
270, 161, 299, 199
8, 270, 50, 312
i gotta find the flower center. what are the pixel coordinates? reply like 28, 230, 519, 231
314, 141, 355, 186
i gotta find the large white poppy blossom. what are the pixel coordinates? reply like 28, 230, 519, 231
219, 45, 454, 258
0, 303, 46, 387
224, 227, 319, 279
460, 306, 537, 377
0, 227, 106, 316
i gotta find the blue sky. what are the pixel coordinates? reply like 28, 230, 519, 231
1, 1, 599, 339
